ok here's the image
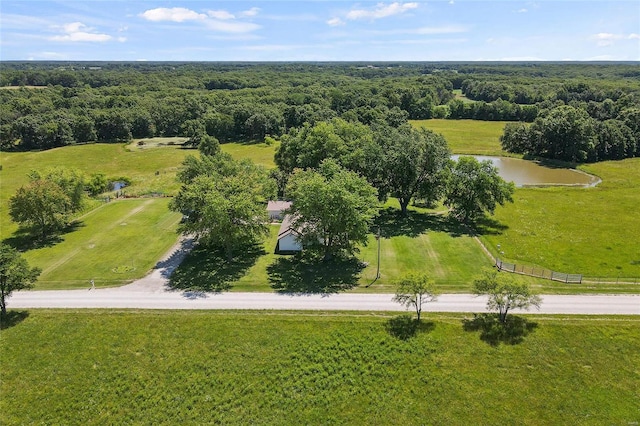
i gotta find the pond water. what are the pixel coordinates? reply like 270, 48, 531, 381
451, 155, 600, 187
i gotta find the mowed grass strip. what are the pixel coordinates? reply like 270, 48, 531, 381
23, 198, 181, 289
1, 310, 638, 425
411, 118, 509, 156
221, 141, 278, 169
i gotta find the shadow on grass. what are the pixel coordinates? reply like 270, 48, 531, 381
268, 254, 364, 294
168, 242, 264, 292
4, 222, 85, 251
0, 311, 30, 330
462, 313, 538, 346
374, 207, 473, 238
474, 216, 509, 236
385, 314, 436, 340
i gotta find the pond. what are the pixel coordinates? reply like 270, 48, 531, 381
451, 155, 600, 187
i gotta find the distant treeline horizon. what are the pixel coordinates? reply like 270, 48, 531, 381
1, 62, 638, 162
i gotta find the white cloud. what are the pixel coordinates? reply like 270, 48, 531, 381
629, 33, 640, 40
205, 20, 260, 33
327, 17, 345, 27
49, 22, 112, 42
117, 37, 127, 42
140, 7, 206, 22
346, 2, 418, 21
208, 10, 235, 20
591, 32, 633, 47
239, 7, 260, 18
517, 8, 528, 13
141, 6, 260, 33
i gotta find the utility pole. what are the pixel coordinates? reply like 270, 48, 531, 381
376, 226, 381, 279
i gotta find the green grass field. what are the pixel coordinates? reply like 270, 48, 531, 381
0, 143, 191, 237
19, 199, 181, 289
484, 158, 640, 280
411, 119, 510, 156
0, 141, 277, 237
169, 199, 495, 294
3, 131, 639, 290
2, 310, 638, 424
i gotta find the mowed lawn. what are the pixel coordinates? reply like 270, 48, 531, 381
22, 199, 181, 289
171, 201, 493, 293
411, 119, 510, 156
1, 310, 638, 425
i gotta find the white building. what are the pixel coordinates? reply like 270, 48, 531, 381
275, 214, 303, 254
267, 200, 292, 221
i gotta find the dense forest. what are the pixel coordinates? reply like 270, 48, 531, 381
1, 61, 638, 163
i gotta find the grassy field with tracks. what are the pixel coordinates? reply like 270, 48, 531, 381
1, 310, 638, 425
17, 199, 181, 289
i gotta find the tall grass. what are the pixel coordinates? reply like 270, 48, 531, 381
1, 310, 638, 424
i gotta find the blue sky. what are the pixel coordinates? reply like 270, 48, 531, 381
1, 1, 638, 61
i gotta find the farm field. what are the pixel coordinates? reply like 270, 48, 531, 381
0, 141, 276, 236
1, 310, 638, 424
411, 119, 511, 156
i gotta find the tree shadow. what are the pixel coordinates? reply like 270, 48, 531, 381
523, 155, 576, 169
267, 254, 364, 294
3, 221, 85, 251
155, 238, 194, 280
462, 313, 538, 346
0, 310, 30, 330
385, 314, 436, 340
374, 207, 472, 238
474, 216, 509, 236
168, 242, 264, 292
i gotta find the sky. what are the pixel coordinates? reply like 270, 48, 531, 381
1, 1, 639, 61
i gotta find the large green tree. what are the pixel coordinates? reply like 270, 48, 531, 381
286, 160, 379, 260
28, 167, 86, 212
0, 243, 41, 316
473, 268, 542, 323
371, 125, 451, 215
170, 153, 275, 261
274, 118, 373, 174
445, 156, 515, 223
9, 179, 74, 239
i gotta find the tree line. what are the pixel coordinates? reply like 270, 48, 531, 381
501, 105, 640, 162
2, 62, 638, 154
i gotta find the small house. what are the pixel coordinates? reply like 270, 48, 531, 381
275, 214, 303, 254
267, 200, 292, 221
